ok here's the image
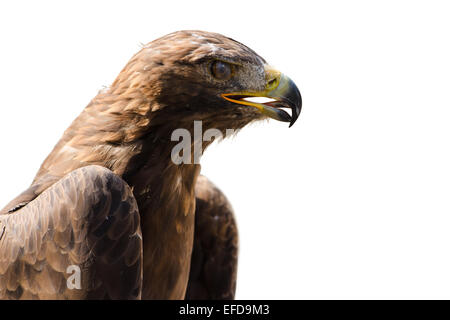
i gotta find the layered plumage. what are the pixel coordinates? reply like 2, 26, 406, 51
0, 30, 301, 299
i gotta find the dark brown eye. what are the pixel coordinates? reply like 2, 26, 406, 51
211, 60, 232, 80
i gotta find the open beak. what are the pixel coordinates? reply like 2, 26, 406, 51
221, 66, 302, 127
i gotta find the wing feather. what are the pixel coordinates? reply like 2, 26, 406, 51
0, 165, 142, 299
185, 175, 239, 300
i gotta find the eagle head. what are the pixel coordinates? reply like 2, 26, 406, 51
108, 30, 302, 134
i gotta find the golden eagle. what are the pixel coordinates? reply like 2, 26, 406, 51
0, 30, 301, 299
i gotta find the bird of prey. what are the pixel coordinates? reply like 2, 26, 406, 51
0, 30, 301, 300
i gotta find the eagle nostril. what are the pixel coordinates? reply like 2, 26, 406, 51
267, 78, 278, 89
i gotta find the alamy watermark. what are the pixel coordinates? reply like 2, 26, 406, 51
66, 265, 81, 290
171, 120, 235, 164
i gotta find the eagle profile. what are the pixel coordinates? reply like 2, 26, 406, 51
0, 30, 302, 299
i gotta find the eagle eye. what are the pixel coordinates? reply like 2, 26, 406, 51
210, 60, 232, 80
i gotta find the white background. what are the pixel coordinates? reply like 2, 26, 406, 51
1, 0, 450, 299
